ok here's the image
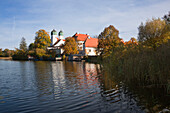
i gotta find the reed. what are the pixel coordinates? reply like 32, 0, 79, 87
102, 40, 170, 91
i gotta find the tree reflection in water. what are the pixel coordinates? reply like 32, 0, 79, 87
1, 60, 169, 113
50, 61, 145, 112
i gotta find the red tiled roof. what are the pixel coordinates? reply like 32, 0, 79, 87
74, 33, 88, 41
85, 38, 98, 48
73, 33, 98, 47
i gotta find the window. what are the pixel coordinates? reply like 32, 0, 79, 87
89, 49, 91, 52
78, 43, 82, 45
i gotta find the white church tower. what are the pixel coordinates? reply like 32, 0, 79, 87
51, 29, 58, 46
58, 30, 64, 39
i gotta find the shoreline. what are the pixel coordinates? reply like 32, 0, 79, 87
0, 57, 12, 60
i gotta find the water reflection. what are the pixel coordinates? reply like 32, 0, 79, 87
33, 61, 53, 98
0, 60, 169, 113
49, 61, 144, 113
50, 61, 66, 99
50, 62, 101, 99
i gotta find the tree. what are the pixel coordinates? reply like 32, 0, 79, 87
28, 43, 34, 51
163, 11, 170, 24
12, 37, 27, 60
12, 48, 28, 60
63, 37, 79, 55
34, 29, 51, 50
98, 25, 121, 57
138, 18, 168, 48
0, 48, 2, 56
3, 49, 10, 57
162, 12, 170, 43
35, 48, 46, 58
125, 37, 138, 46
20, 37, 27, 51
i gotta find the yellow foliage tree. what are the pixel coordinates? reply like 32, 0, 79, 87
125, 37, 138, 47
138, 18, 169, 48
63, 37, 79, 55
35, 48, 46, 58
34, 29, 51, 50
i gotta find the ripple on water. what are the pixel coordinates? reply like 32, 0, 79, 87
0, 61, 146, 113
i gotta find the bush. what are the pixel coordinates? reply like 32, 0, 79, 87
12, 49, 28, 60
35, 48, 46, 58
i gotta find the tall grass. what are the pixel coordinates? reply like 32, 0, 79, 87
102, 40, 170, 91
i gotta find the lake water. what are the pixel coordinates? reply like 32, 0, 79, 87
0, 60, 169, 113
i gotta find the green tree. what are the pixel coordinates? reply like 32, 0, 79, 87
34, 29, 51, 50
163, 11, 170, 24
28, 43, 35, 51
63, 37, 79, 55
162, 12, 170, 43
20, 37, 27, 52
138, 18, 169, 48
98, 25, 121, 57
12, 37, 28, 60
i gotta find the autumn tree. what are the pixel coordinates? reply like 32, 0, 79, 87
20, 37, 27, 52
138, 18, 169, 48
63, 37, 79, 55
34, 29, 51, 50
98, 25, 121, 57
125, 37, 138, 46
34, 48, 46, 58
12, 48, 28, 60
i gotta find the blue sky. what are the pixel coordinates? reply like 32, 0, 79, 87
0, 0, 169, 49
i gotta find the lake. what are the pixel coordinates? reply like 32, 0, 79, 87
0, 60, 169, 113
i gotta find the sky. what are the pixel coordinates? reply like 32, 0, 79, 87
0, 0, 169, 50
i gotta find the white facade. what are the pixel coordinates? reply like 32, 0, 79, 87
85, 47, 97, 56
51, 34, 58, 46
77, 41, 84, 50
59, 35, 64, 39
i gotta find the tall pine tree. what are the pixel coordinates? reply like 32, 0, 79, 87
20, 37, 27, 52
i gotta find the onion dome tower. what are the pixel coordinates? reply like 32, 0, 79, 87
51, 29, 58, 46
58, 30, 64, 39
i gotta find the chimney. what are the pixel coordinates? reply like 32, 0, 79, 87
87, 34, 90, 39
88, 36, 90, 39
